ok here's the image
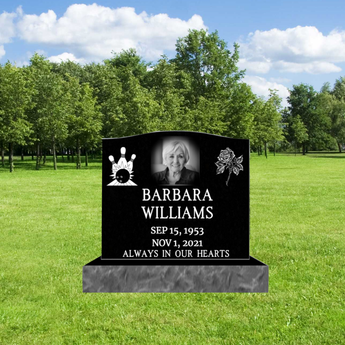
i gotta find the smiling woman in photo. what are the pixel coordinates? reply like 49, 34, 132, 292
152, 140, 200, 185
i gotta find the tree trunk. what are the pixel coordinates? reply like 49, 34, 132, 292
53, 138, 57, 170
76, 139, 81, 169
264, 142, 267, 159
67, 148, 70, 161
337, 142, 342, 153
61, 146, 64, 162
9, 142, 14, 172
31, 151, 34, 160
274, 142, 276, 156
36, 142, 40, 170
85, 149, 88, 167
1, 141, 4, 167
21, 147, 24, 161
302, 143, 306, 155
72, 149, 74, 163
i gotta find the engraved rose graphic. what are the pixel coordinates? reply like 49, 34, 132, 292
215, 147, 243, 186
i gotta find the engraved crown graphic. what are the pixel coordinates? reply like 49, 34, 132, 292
107, 147, 137, 186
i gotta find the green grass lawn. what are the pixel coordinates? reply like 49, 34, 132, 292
0, 153, 344, 344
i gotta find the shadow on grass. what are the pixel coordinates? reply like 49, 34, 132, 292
0, 156, 103, 172
307, 151, 344, 154
278, 150, 343, 154
305, 151, 345, 159
271, 151, 345, 158
307, 155, 345, 159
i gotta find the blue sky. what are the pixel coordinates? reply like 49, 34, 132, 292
1, 0, 345, 106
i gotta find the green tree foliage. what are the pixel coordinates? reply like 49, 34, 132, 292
28, 54, 69, 170
252, 90, 283, 157
224, 82, 255, 139
105, 48, 149, 84
186, 97, 227, 134
265, 90, 285, 155
332, 77, 345, 101
145, 56, 189, 131
251, 97, 267, 155
51, 60, 84, 81
171, 29, 253, 137
68, 82, 102, 169
172, 29, 243, 103
116, 66, 160, 136
291, 115, 309, 155
287, 84, 331, 154
319, 78, 345, 152
0, 62, 33, 172
82, 63, 123, 138
27, 54, 49, 169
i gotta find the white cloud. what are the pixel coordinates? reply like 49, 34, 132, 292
269, 77, 291, 84
239, 26, 345, 74
16, 4, 206, 62
0, 11, 16, 44
272, 61, 341, 74
0, 45, 5, 59
48, 52, 86, 64
238, 58, 271, 74
243, 75, 290, 107
0, 10, 18, 59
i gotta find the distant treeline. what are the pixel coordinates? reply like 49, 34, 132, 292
1, 29, 344, 172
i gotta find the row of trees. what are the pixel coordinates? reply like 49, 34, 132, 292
1, 29, 344, 172
0, 55, 101, 172
283, 81, 345, 155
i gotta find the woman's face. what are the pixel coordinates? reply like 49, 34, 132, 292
166, 148, 186, 173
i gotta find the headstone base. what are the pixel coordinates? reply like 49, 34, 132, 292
83, 257, 268, 293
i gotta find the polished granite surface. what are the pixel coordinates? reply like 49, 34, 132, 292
83, 257, 268, 293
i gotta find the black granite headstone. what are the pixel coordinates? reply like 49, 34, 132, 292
83, 132, 268, 292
